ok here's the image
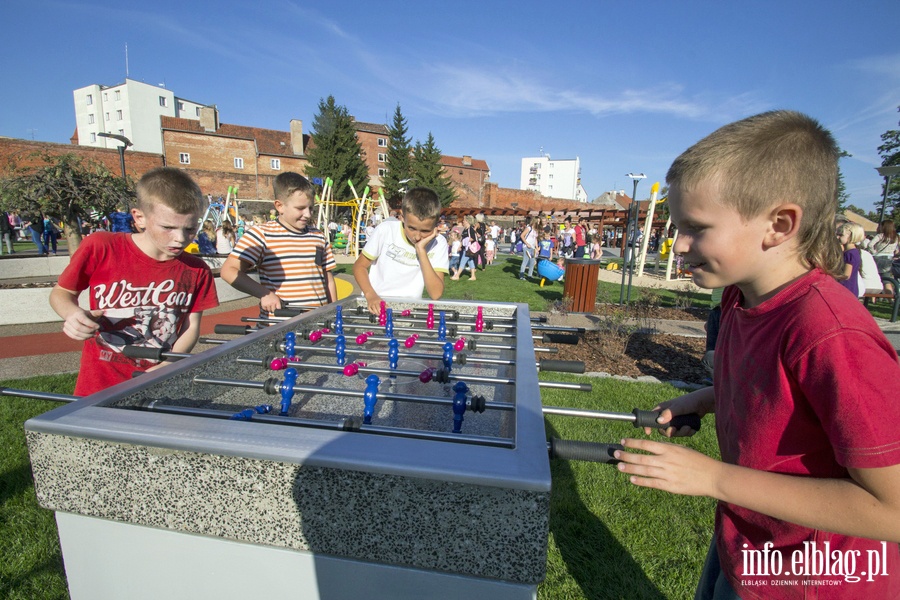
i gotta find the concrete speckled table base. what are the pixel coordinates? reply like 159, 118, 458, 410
27, 431, 549, 583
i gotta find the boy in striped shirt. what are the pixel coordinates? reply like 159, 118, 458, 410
222, 172, 336, 317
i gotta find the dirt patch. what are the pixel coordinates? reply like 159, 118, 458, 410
539, 304, 711, 385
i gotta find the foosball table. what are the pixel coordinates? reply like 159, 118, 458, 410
18, 296, 688, 599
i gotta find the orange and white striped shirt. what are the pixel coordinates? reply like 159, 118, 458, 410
231, 220, 335, 315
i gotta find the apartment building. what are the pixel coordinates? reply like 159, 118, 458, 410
520, 154, 587, 202
73, 78, 208, 155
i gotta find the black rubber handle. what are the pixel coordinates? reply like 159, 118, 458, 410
215, 324, 252, 335
548, 438, 623, 464
632, 409, 702, 432
122, 346, 168, 361
538, 359, 585, 374
274, 308, 302, 318
541, 333, 580, 345
532, 315, 548, 323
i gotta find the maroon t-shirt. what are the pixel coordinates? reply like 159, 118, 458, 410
714, 269, 900, 598
58, 232, 219, 396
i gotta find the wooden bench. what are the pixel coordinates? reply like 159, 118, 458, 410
862, 276, 900, 323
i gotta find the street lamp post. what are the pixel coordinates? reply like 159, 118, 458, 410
876, 165, 900, 224
97, 132, 133, 179
620, 173, 646, 305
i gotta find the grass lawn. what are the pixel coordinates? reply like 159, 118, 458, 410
0, 375, 75, 600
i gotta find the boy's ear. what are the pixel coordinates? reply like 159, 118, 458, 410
765, 203, 803, 248
273, 199, 284, 215
131, 207, 145, 229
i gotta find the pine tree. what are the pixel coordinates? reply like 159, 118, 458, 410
411, 133, 456, 207
876, 105, 900, 221
304, 96, 370, 201
382, 104, 413, 204
837, 149, 851, 210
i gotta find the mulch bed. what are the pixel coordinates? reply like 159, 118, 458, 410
540, 304, 711, 385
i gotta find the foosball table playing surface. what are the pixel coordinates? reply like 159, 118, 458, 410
24, 296, 595, 600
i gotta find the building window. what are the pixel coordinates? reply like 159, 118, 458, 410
270, 159, 281, 170
378, 168, 387, 177
377, 153, 386, 163
196, 107, 201, 116
234, 157, 244, 169
115, 90, 121, 101
86, 94, 93, 105
116, 110, 123, 120
549, 174, 554, 179
377, 138, 387, 147
159, 96, 168, 107
87, 114, 95, 124
177, 101, 184, 111
105, 112, 110, 122
90, 133, 96, 143
179, 153, 190, 164
103, 92, 108, 101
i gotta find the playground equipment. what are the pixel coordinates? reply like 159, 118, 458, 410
315, 178, 389, 257
537, 260, 565, 287
634, 182, 661, 277
200, 185, 244, 232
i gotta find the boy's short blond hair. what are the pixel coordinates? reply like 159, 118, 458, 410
135, 167, 204, 215
401, 187, 442, 223
666, 110, 843, 277
274, 172, 314, 201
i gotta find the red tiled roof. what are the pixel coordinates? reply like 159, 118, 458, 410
441, 155, 490, 171
351, 120, 390, 135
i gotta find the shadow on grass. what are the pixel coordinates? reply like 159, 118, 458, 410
0, 464, 34, 507
0, 554, 68, 600
545, 421, 666, 600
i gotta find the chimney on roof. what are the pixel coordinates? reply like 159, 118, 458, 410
199, 106, 219, 132
462, 155, 472, 166
290, 119, 304, 155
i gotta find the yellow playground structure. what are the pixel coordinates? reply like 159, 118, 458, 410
314, 177, 389, 257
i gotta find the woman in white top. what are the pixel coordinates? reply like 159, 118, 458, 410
863, 220, 900, 293
216, 221, 236, 254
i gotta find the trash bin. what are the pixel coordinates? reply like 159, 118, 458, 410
562, 258, 602, 313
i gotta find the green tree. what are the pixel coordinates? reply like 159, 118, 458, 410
304, 96, 370, 201
411, 133, 456, 207
0, 151, 132, 252
837, 149, 851, 210
381, 104, 413, 205
877, 105, 900, 221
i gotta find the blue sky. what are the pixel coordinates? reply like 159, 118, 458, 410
3, 1, 899, 211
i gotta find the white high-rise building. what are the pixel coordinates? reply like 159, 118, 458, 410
73, 79, 208, 154
520, 154, 587, 202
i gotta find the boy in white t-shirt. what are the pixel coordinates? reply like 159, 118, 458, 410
353, 187, 449, 314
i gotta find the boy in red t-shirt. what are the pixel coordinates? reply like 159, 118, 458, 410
50, 168, 219, 396
615, 111, 900, 599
